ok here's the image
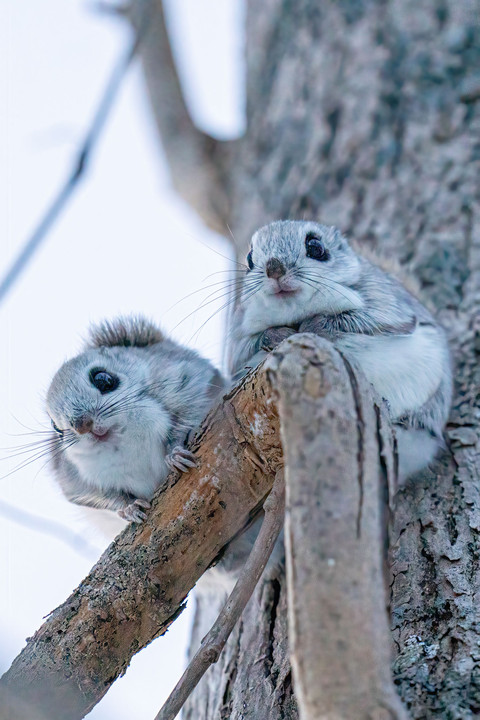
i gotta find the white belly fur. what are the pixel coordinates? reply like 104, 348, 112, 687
336, 324, 444, 419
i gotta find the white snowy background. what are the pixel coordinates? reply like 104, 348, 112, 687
0, 1, 244, 717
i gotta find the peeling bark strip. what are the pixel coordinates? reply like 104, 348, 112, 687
0, 363, 282, 720
155, 470, 285, 720
272, 336, 408, 720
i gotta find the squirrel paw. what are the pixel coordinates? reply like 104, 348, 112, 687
298, 315, 330, 336
257, 326, 296, 352
118, 498, 151, 523
166, 446, 197, 473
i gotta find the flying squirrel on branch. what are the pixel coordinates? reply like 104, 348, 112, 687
231, 220, 452, 483
46, 316, 225, 522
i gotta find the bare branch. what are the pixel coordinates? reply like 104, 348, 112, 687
128, 0, 232, 233
0, 11, 148, 306
0, 336, 401, 719
88, 1, 130, 16
273, 337, 408, 720
155, 468, 285, 720
0, 356, 282, 720
0, 500, 100, 561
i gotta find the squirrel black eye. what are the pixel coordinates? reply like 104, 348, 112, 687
89, 369, 120, 394
305, 233, 329, 262
246, 250, 254, 271
51, 419, 63, 435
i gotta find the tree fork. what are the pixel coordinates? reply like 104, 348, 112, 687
0, 336, 402, 719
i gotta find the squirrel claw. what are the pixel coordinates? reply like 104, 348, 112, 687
166, 446, 197, 473
118, 498, 151, 523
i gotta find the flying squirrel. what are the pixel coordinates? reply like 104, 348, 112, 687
230, 220, 452, 483
46, 316, 224, 522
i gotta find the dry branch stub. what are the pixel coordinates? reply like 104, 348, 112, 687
0, 361, 282, 720
269, 335, 408, 720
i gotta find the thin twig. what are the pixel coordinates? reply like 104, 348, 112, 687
154, 468, 285, 720
89, 1, 130, 16
0, 4, 151, 306
0, 500, 101, 560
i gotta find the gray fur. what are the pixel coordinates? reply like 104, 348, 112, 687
231, 220, 452, 483
46, 316, 225, 521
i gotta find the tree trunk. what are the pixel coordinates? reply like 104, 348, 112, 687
2, 1, 476, 717
133, 0, 479, 716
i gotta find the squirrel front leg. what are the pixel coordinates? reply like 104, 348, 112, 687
299, 311, 417, 338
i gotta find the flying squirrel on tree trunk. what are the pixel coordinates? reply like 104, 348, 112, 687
230, 220, 452, 484
45, 316, 225, 522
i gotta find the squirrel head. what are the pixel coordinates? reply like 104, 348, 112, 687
240, 220, 364, 333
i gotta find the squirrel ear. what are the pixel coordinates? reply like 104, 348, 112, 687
86, 316, 164, 349
330, 225, 347, 248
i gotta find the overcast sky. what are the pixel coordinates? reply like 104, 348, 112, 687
0, 1, 244, 716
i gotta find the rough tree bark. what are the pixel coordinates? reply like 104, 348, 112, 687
132, 0, 480, 717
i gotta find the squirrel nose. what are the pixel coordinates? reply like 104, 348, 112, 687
266, 258, 286, 279
72, 415, 94, 435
